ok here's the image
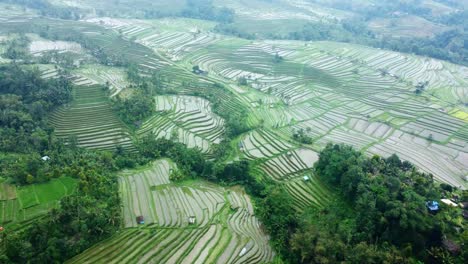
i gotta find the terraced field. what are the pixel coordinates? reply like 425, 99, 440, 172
49, 81, 135, 152
29, 39, 83, 56
70, 159, 275, 263
87, 16, 467, 189
74, 65, 129, 96
86, 17, 220, 62
181, 38, 468, 188
1, 3, 466, 263
213, 0, 353, 22
138, 95, 225, 155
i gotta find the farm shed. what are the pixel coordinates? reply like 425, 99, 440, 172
441, 199, 458, 207
136, 216, 145, 225
303, 175, 310, 182
41, 156, 51, 161
188, 216, 196, 225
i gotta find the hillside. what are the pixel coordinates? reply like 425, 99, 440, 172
0, 1, 466, 263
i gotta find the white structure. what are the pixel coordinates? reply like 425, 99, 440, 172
441, 199, 458, 207
239, 247, 247, 257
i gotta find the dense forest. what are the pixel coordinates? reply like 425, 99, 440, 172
0, 65, 73, 184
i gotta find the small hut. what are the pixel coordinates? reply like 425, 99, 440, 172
188, 216, 196, 225
441, 199, 458, 207
303, 175, 310, 182
136, 216, 145, 225
238, 142, 244, 151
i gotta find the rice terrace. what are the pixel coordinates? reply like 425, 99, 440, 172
0, 0, 467, 263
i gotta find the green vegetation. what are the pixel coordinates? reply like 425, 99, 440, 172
292, 128, 313, 144
3, 34, 30, 61
0, 0, 82, 19
181, 0, 234, 23
0, 178, 77, 228
260, 144, 467, 263
214, 0, 468, 66
0, 60, 151, 262
0, 64, 72, 184
0, 1, 466, 263
112, 90, 155, 127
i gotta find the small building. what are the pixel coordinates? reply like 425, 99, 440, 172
188, 216, 196, 225
41, 156, 51, 161
238, 142, 244, 151
441, 199, 458, 207
303, 175, 310, 182
426, 201, 439, 213
136, 216, 145, 225
239, 247, 247, 257
0, 226, 4, 232
462, 210, 468, 220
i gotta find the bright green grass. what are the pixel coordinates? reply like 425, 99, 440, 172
17, 188, 39, 209
34, 179, 68, 204
61, 177, 78, 193
1, 177, 78, 227
17, 177, 77, 209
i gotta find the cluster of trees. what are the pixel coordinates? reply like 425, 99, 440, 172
0, 64, 72, 159
3, 34, 31, 61
0, 0, 83, 20
5, 0, 235, 23
257, 143, 466, 263
213, 23, 257, 40
136, 136, 262, 188
292, 128, 313, 144
37, 50, 80, 69
112, 90, 155, 127
182, 0, 234, 23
